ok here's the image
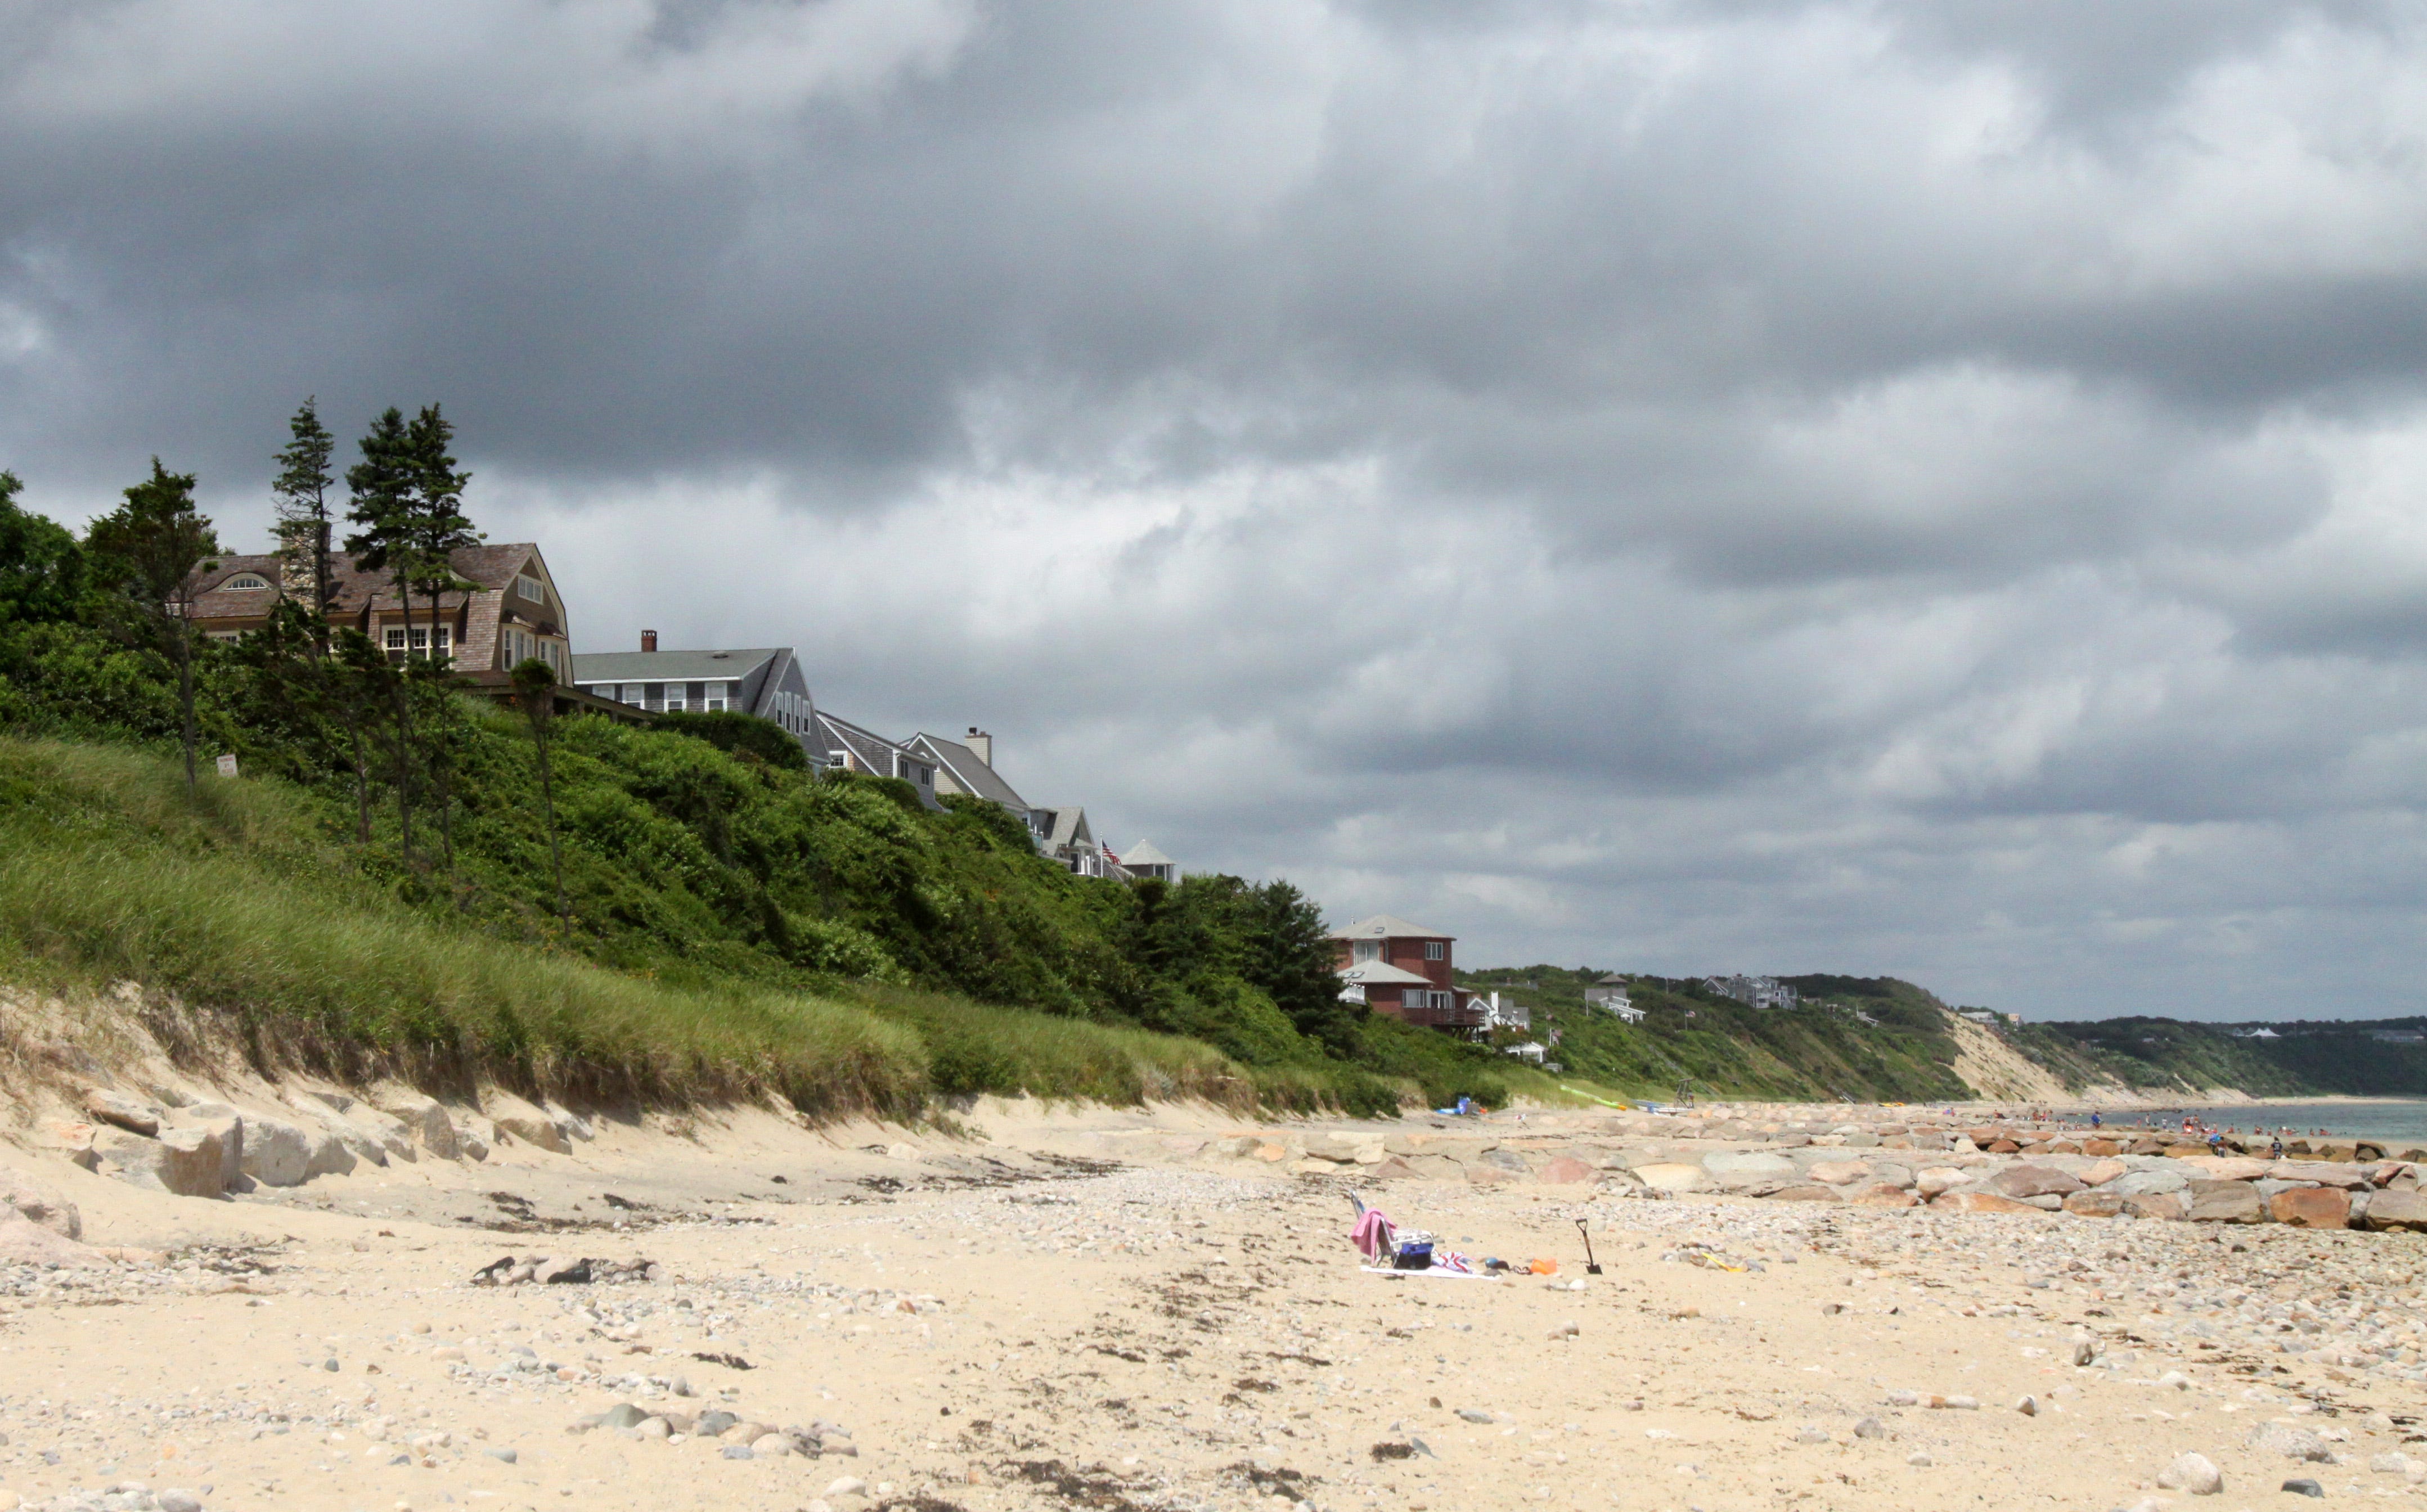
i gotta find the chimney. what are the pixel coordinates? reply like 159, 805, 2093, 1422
641, 629, 658, 653
967, 726, 992, 766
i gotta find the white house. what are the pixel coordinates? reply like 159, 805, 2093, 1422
1584, 974, 1643, 1022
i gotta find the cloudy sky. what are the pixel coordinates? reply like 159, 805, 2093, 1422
9, 1, 2427, 1020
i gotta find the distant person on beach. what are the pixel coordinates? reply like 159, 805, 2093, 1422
2090, 1111, 2101, 1129
2271, 1135, 2285, 1160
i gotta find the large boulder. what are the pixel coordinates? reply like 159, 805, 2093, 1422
2271, 1187, 2350, 1228
2271, 1160, 2368, 1189
240, 1117, 318, 1187
0, 1210, 104, 1267
2179, 1155, 2272, 1182
1304, 1132, 1385, 1164
2079, 1159, 2129, 1186
1633, 1162, 1714, 1194
2111, 1167, 2191, 1196
371, 1087, 461, 1160
1703, 1152, 1798, 1192
2186, 1180, 2264, 1223
488, 1093, 572, 1154
2062, 1189, 2126, 1218
1914, 1166, 1971, 1198
1984, 1165, 2083, 1200
82, 1087, 161, 1137
287, 1094, 389, 1167
1806, 1160, 1873, 1186
98, 1126, 224, 1198
1, 1164, 82, 1239
2124, 1191, 2187, 1221
2363, 1189, 2427, 1232
1538, 1156, 1596, 1185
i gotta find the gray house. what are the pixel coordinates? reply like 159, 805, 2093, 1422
818, 710, 943, 810
570, 636, 824, 764
906, 728, 1049, 842
1033, 805, 1112, 877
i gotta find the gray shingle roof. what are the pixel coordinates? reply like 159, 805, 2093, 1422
1120, 839, 1172, 867
571, 649, 779, 684
1338, 960, 1433, 986
907, 732, 1028, 810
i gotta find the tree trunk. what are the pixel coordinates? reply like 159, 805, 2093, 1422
346, 716, 372, 844
174, 619, 197, 796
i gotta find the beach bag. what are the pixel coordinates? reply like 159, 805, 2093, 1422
1393, 1242, 1434, 1271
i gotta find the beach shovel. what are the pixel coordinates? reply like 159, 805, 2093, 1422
1576, 1218, 1603, 1275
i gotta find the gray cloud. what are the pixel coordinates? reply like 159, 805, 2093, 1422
8, 0, 2427, 1018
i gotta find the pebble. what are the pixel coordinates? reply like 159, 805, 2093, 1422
823, 1477, 868, 1498
2282, 1477, 2325, 1498
1852, 1416, 1886, 1439
1794, 1425, 1829, 1444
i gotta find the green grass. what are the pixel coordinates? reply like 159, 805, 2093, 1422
0, 735, 1310, 1117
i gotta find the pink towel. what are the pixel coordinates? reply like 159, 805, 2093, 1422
1351, 1208, 1394, 1261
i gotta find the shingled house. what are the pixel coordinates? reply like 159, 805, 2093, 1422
905, 728, 1049, 842
571, 636, 824, 764
187, 543, 574, 678
818, 711, 943, 809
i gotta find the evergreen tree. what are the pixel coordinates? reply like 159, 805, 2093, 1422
84, 460, 220, 793
271, 397, 339, 647
344, 407, 420, 865
0, 470, 86, 626
1245, 879, 1361, 1054
405, 403, 479, 670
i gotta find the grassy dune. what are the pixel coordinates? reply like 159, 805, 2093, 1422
0, 738, 1262, 1115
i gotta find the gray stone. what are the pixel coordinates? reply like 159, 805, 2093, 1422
181, 1112, 244, 1189
1853, 1416, 1886, 1439
2186, 1180, 2263, 1223
2156, 1451, 2223, 1495
2111, 1168, 2192, 1196
1983, 1165, 2083, 1200
371, 1087, 460, 1159
2249, 1422, 2331, 1462
0, 1164, 81, 1239
2281, 1478, 2323, 1497
2363, 1189, 2427, 1231
600, 1403, 650, 1429
157, 1491, 203, 1512
98, 1125, 224, 1198
82, 1087, 161, 1136
721, 1444, 753, 1459
1794, 1425, 1830, 1443
239, 1118, 315, 1187
485, 1447, 518, 1464
489, 1092, 570, 1154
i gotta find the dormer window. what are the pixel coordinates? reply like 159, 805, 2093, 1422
514, 572, 545, 602
223, 574, 271, 591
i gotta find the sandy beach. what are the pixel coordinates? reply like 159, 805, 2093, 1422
7, 1084, 2427, 1512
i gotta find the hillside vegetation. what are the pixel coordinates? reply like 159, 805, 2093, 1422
1455, 968, 1977, 1102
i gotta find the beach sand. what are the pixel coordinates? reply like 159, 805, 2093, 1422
6, 1095, 2426, 1512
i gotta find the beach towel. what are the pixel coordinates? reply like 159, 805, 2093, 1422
1351, 1207, 1395, 1262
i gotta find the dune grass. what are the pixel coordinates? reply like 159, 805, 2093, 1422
0, 737, 1301, 1117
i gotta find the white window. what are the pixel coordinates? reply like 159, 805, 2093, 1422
223, 574, 271, 591
384, 628, 407, 651
515, 572, 545, 602
622, 683, 643, 706
407, 627, 451, 654
1352, 940, 1380, 964
707, 680, 730, 713
1424, 941, 1445, 961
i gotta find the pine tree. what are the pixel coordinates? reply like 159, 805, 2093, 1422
404, 403, 479, 671
85, 460, 221, 794
405, 403, 480, 874
344, 407, 420, 866
271, 397, 339, 649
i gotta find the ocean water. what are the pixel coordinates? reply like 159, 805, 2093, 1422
2115, 1099, 2427, 1148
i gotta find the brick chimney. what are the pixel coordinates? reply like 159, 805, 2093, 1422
641, 629, 658, 652
967, 726, 992, 766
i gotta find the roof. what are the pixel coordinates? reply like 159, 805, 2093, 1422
1121, 839, 1172, 867
907, 732, 1028, 810
188, 543, 548, 621
1337, 960, 1433, 987
1328, 913, 1452, 942
1037, 806, 1093, 849
572, 649, 780, 684
1595, 973, 1628, 984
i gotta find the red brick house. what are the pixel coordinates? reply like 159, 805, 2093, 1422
1330, 914, 1485, 1033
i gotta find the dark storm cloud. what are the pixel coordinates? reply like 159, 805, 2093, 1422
8, 0, 2427, 1016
